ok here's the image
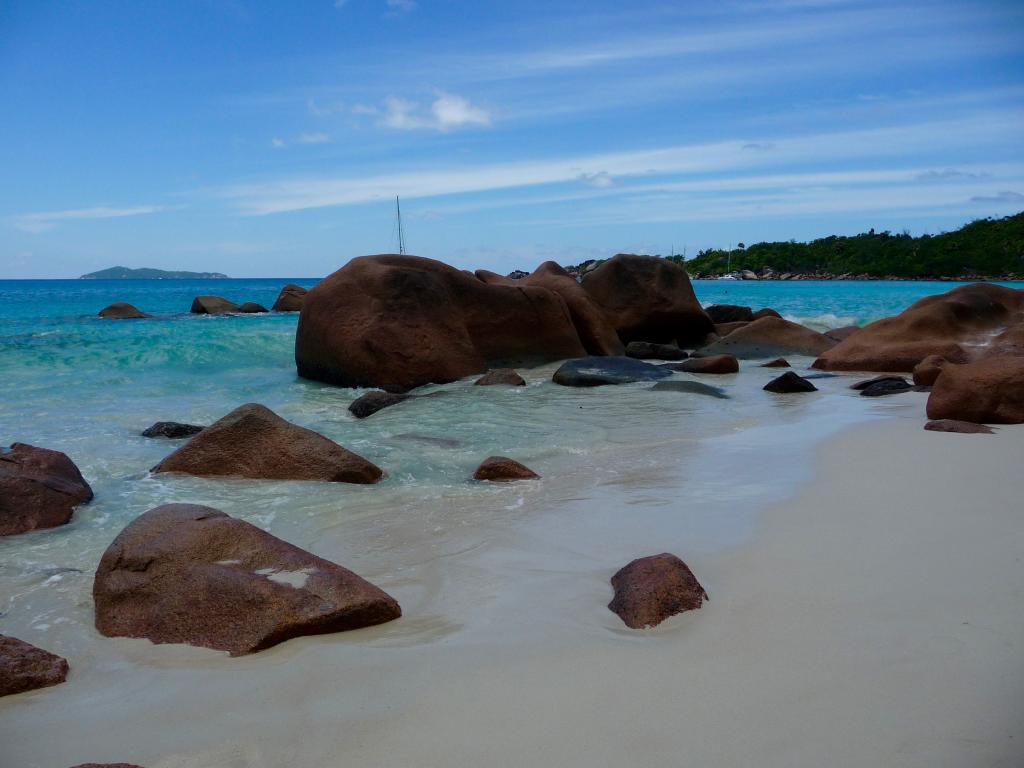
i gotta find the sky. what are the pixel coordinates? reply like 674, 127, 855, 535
1, 0, 1023, 278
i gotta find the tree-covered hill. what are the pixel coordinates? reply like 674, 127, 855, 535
675, 212, 1024, 279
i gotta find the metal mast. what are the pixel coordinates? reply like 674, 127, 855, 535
396, 196, 406, 255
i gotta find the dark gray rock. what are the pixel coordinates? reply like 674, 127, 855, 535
141, 422, 205, 439
764, 372, 818, 393
552, 356, 673, 387
705, 304, 753, 323
625, 341, 687, 361
852, 376, 912, 397
349, 391, 410, 418
650, 380, 729, 399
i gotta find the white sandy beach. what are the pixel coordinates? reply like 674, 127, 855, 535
3, 407, 1022, 768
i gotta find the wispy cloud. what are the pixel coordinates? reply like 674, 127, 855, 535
297, 132, 331, 144
10, 206, 166, 234
385, 0, 416, 15
969, 191, 1024, 204
374, 92, 491, 131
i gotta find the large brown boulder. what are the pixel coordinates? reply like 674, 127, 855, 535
272, 283, 308, 312
608, 553, 708, 629
700, 316, 835, 359
152, 403, 381, 483
0, 635, 69, 696
814, 283, 1024, 372
705, 304, 753, 323
672, 354, 739, 374
296, 255, 588, 392
190, 295, 240, 315
0, 443, 93, 536
98, 302, 149, 319
93, 504, 401, 655
580, 254, 713, 346
237, 302, 269, 314
926, 357, 1024, 424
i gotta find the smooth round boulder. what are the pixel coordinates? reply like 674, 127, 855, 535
814, 283, 1024, 372
608, 553, 708, 629
926, 356, 1024, 424
272, 283, 308, 312
761, 358, 791, 368
348, 390, 410, 418
152, 403, 382, 483
705, 304, 753, 323
912, 355, 948, 387
851, 375, 912, 397
624, 341, 687, 361
764, 371, 818, 393
190, 295, 240, 315
473, 456, 539, 481
672, 354, 739, 374
141, 422, 204, 439
98, 302, 149, 319
474, 368, 526, 386
580, 254, 713, 345
296, 254, 588, 392
237, 302, 269, 314
650, 380, 729, 399
93, 504, 401, 655
0, 635, 69, 697
924, 419, 995, 434
0, 443, 93, 536
552, 356, 673, 387
700, 316, 835, 359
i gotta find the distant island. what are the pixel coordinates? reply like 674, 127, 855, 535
80, 266, 229, 280
567, 212, 1024, 280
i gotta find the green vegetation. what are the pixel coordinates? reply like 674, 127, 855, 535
675, 212, 1024, 279
80, 266, 229, 279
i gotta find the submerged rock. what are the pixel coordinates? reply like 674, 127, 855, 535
349, 391, 410, 418
98, 302, 149, 319
763, 371, 818, 393
272, 283, 308, 312
814, 283, 1024, 372
650, 380, 729, 399
141, 422, 205, 439
474, 368, 526, 386
552, 356, 673, 387
190, 295, 239, 315
296, 254, 588, 392
608, 553, 708, 629
0, 635, 69, 697
924, 419, 995, 434
237, 302, 269, 314
93, 504, 401, 655
852, 376, 912, 397
926, 356, 1024, 424
624, 341, 687, 361
152, 403, 382, 483
700, 316, 835, 359
0, 443, 93, 536
580, 254, 713, 345
473, 456, 540, 481
671, 354, 739, 374
761, 358, 791, 368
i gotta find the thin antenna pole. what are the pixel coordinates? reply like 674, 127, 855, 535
396, 196, 406, 255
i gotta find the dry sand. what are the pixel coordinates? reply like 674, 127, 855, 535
3, 416, 1022, 767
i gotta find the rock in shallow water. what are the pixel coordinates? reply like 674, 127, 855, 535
608, 553, 708, 629
764, 371, 818, 393
141, 421, 205, 439
0, 443, 93, 536
761, 358, 791, 368
190, 295, 239, 315
852, 376, 912, 397
237, 302, 269, 314
272, 283, 308, 312
349, 390, 410, 418
98, 302, 149, 319
474, 368, 526, 386
473, 456, 539, 481
923, 419, 995, 434
670, 354, 739, 375
699, 316, 835, 359
552, 356, 673, 387
650, 380, 729, 399
93, 504, 401, 655
152, 403, 381, 483
0, 635, 69, 697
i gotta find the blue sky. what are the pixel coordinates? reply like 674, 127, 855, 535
2, 0, 1022, 278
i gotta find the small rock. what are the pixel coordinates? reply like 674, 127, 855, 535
473, 456, 539, 481
190, 296, 239, 315
474, 369, 526, 386
650, 380, 729, 398
272, 283, 308, 312
763, 372, 818, 393
761, 358, 791, 368
671, 354, 739, 374
349, 390, 410, 418
552, 356, 673, 387
141, 422, 205, 439
624, 341, 687, 361
608, 553, 708, 629
0, 635, 69, 697
98, 302, 149, 319
237, 302, 269, 314
852, 376, 912, 397
924, 419, 995, 434
1, 443, 93, 536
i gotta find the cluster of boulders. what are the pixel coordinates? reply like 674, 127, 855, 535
96, 284, 308, 319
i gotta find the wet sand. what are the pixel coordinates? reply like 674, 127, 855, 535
2, 410, 1021, 767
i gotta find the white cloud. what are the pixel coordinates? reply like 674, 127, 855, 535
271, 137, 286, 148
297, 132, 331, 144
385, 0, 416, 14
376, 92, 491, 131
10, 206, 166, 234
969, 191, 1024, 204
578, 171, 614, 189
